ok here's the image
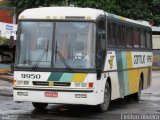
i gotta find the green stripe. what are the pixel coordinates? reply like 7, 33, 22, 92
122, 52, 129, 95
48, 72, 63, 81
60, 73, 73, 82
116, 51, 125, 97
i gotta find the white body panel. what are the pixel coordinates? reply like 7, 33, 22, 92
14, 71, 104, 105
14, 90, 99, 105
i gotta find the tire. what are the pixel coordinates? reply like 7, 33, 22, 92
132, 79, 143, 101
96, 81, 111, 112
32, 102, 48, 110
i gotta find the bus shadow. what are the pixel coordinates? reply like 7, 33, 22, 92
31, 98, 139, 117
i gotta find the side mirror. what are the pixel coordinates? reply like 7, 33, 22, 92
9, 36, 14, 48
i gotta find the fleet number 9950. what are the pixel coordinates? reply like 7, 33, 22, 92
21, 74, 41, 79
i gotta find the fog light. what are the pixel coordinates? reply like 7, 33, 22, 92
75, 94, 81, 98
17, 92, 28, 96
81, 94, 87, 98
17, 81, 29, 85
24, 81, 29, 85
17, 81, 23, 85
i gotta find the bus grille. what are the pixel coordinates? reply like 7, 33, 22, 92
32, 81, 71, 87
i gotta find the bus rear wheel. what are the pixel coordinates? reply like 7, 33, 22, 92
96, 81, 111, 112
32, 102, 48, 110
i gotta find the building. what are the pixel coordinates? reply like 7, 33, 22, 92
0, 0, 13, 23
152, 26, 160, 70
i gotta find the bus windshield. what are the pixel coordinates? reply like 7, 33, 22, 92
17, 21, 96, 69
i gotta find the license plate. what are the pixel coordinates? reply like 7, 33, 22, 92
44, 91, 58, 97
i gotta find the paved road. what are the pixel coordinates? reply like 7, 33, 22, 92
0, 71, 160, 120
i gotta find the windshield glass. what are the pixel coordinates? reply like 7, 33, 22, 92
18, 22, 53, 67
54, 22, 95, 69
17, 21, 96, 69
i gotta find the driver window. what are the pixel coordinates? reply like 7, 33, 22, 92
97, 19, 106, 69
97, 19, 106, 51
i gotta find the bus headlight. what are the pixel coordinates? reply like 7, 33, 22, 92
17, 81, 29, 85
74, 82, 93, 88
74, 83, 87, 87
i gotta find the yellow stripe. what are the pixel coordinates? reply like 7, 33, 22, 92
126, 52, 139, 93
128, 69, 139, 94
126, 52, 132, 68
72, 73, 87, 82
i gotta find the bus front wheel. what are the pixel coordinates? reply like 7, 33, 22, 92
96, 81, 111, 112
32, 102, 48, 110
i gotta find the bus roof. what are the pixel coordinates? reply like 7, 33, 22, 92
106, 13, 151, 27
18, 7, 104, 20
19, 6, 151, 28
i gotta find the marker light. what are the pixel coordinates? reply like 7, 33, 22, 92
88, 82, 94, 88
13, 80, 17, 86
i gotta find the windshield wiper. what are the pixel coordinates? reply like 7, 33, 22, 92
32, 40, 49, 70
56, 50, 73, 72
55, 41, 73, 72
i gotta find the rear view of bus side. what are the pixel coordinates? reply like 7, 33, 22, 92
13, 7, 152, 112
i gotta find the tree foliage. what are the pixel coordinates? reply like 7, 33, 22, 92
0, 36, 8, 45
5, 0, 160, 25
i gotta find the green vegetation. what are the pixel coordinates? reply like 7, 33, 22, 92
0, 36, 8, 45
6, 0, 160, 25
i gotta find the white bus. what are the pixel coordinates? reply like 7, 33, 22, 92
13, 7, 152, 112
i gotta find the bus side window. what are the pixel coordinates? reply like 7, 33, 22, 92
146, 31, 151, 49
122, 25, 126, 47
117, 25, 121, 47
126, 27, 132, 48
112, 23, 117, 46
117, 25, 125, 47
107, 22, 117, 47
107, 22, 112, 46
134, 28, 140, 48
140, 30, 145, 48
130, 27, 134, 47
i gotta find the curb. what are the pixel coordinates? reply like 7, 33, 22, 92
0, 92, 13, 97
0, 88, 13, 97
152, 72, 160, 78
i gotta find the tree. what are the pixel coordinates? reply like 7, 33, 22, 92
5, 0, 160, 25
113, 0, 160, 26
152, 0, 160, 25
0, 36, 8, 45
